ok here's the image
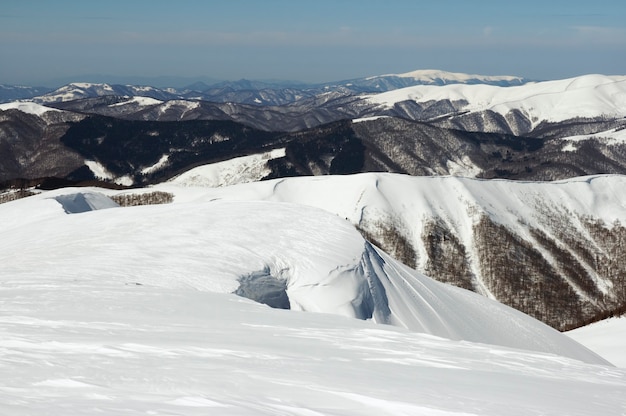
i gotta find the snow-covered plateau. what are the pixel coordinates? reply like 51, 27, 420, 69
2, 182, 625, 415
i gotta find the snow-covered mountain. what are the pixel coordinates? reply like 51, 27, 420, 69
3, 71, 626, 184
0, 101, 64, 117
327, 69, 528, 92
0, 103, 87, 181
1, 188, 604, 363
33, 73, 625, 139
1, 185, 624, 414
32, 82, 180, 104
158, 172, 626, 331
365, 74, 626, 136
22, 69, 528, 106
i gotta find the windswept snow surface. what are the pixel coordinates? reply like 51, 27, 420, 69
0, 188, 609, 364
568, 317, 626, 367
365, 74, 626, 128
1, 189, 624, 414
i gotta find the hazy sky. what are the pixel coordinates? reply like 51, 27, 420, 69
2, 0, 625, 86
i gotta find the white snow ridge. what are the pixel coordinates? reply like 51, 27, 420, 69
1, 187, 625, 415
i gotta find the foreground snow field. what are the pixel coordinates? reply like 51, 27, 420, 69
3, 283, 625, 416
1, 186, 625, 414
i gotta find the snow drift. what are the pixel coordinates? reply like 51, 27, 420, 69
0, 188, 608, 365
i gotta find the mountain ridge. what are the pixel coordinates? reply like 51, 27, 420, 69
153, 172, 626, 331
0, 186, 608, 364
1, 68, 531, 105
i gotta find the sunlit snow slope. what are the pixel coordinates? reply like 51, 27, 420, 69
160, 172, 626, 330
0, 101, 62, 116
2, 281, 624, 415
169, 148, 286, 187
568, 317, 626, 367
0, 189, 608, 366
1, 189, 624, 415
365, 74, 626, 131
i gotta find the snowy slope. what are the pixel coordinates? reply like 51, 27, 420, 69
158, 172, 626, 330
34, 82, 117, 103
568, 317, 626, 367
2, 279, 624, 415
108, 95, 164, 107
169, 148, 286, 187
0, 101, 62, 116
161, 172, 626, 249
376, 69, 526, 85
0, 188, 608, 366
3, 187, 625, 413
365, 74, 626, 130
561, 126, 626, 151
33, 82, 179, 103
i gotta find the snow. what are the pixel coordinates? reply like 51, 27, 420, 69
71, 82, 99, 89
114, 175, 134, 186
0, 186, 609, 363
365, 74, 626, 129
108, 96, 163, 107
568, 316, 626, 367
1, 282, 623, 415
157, 99, 200, 115
560, 126, 626, 151
140, 154, 169, 175
352, 115, 390, 123
1, 184, 624, 413
445, 155, 482, 177
85, 160, 133, 185
84, 160, 113, 180
131, 85, 157, 92
0, 101, 62, 115
379, 69, 524, 84
169, 148, 286, 187
158, 173, 626, 276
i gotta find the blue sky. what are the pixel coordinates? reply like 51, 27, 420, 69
1, 0, 625, 86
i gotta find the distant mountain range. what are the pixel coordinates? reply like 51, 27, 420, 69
0, 69, 530, 105
0, 84, 53, 102
1, 71, 624, 185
